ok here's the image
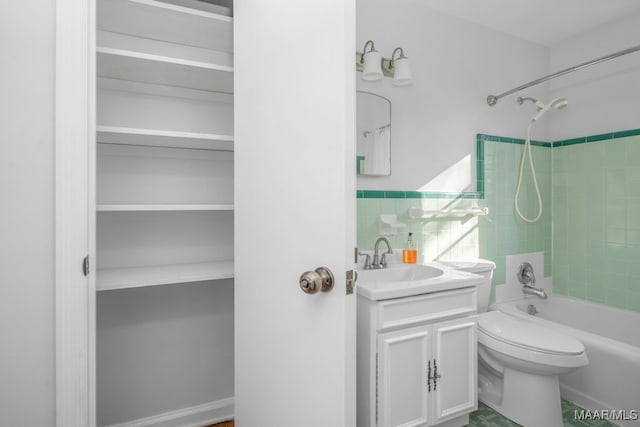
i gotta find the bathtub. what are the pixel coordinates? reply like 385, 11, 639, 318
491, 295, 640, 427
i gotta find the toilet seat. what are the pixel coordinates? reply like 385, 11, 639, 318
477, 311, 588, 369
478, 311, 584, 355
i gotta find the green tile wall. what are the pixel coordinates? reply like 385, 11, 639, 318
357, 197, 483, 263
358, 130, 640, 313
481, 139, 552, 287
357, 135, 552, 303
552, 134, 640, 312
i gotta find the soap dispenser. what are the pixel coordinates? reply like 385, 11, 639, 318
402, 233, 417, 264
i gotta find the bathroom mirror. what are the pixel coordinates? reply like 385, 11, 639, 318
356, 91, 391, 176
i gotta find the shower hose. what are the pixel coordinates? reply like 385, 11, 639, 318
514, 121, 543, 223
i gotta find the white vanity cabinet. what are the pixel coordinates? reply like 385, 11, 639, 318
358, 287, 478, 427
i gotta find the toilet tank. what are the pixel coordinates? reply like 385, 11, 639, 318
437, 259, 496, 312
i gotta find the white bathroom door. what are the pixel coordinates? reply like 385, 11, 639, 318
234, 1, 356, 426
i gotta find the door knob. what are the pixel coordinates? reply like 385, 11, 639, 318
299, 266, 334, 294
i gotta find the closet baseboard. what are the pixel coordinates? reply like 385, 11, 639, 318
106, 397, 234, 427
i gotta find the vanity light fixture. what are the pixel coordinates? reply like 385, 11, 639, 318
356, 40, 413, 85
390, 47, 413, 86
360, 40, 383, 81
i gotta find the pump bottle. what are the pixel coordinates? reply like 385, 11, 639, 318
402, 233, 417, 264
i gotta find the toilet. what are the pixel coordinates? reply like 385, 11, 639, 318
438, 259, 588, 427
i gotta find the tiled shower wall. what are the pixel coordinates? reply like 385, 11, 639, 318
553, 132, 640, 312
480, 137, 552, 286
358, 131, 640, 313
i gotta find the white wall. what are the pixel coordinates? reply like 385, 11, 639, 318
97, 282, 234, 426
0, 2, 55, 425
357, 0, 550, 191
548, 11, 640, 141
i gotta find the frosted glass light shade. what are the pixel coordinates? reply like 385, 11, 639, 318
392, 57, 413, 86
362, 50, 383, 81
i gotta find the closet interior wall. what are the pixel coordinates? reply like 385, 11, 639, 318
95, 0, 235, 425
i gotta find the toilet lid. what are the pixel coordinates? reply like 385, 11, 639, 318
438, 259, 496, 274
478, 311, 585, 355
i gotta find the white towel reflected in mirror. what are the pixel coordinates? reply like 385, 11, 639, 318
363, 124, 390, 175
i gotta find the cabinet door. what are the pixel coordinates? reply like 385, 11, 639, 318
431, 318, 477, 424
378, 326, 431, 427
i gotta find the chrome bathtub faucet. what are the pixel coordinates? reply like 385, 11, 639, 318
518, 262, 547, 299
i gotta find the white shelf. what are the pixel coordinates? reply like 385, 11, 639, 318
408, 207, 489, 218
98, 77, 234, 103
97, 204, 234, 212
97, 126, 234, 151
97, 260, 234, 291
97, 47, 234, 92
98, 0, 232, 51
160, 0, 232, 16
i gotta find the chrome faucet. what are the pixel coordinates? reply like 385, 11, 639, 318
523, 285, 547, 299
372, 237, 393, 269
518, 262, 547, 299
519, 262, 537, 285
358, 252, 372, 270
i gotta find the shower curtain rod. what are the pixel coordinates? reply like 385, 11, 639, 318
486, 43, 640, 106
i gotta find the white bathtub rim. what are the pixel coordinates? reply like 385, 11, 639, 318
493, 292, 640, 319
512, 292, 640, 320
490, 294, 640, 361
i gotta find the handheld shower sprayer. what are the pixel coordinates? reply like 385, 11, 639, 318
514, 95, 568, 223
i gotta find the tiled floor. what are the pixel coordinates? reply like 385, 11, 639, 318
210, 402, 618, 427
469, 400, 618, 427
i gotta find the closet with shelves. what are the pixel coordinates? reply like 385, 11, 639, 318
95, 0, 235, 425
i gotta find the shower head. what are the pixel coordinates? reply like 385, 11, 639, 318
532, 97, 568, 121
518, 96, 569, 122
549, 97, 568, 110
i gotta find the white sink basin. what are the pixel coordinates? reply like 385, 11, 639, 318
357, 262, 483, 300
358, 264, 444, 283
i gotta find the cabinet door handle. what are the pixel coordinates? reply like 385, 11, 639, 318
427, 360, 432, 392
433, 359, 441, 391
